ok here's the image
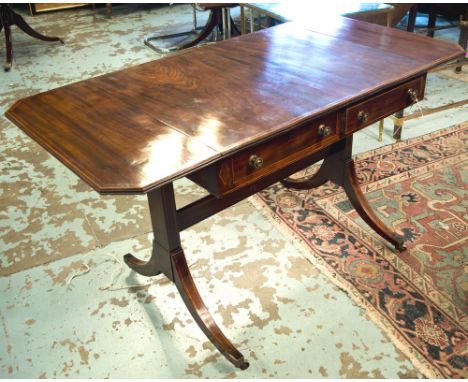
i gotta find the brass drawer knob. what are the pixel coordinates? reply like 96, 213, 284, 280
357, 110, 370, 123
318, 124, 332, 137
408, 88, 419, 103
248, 154, 264, 169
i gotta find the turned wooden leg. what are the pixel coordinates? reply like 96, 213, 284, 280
124, 183, 248, 369
343, 158, 406, 252
1, 4, 63, 71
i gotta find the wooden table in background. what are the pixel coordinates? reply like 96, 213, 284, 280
5, 17, 463, 369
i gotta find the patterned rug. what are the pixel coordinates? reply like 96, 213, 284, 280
252, 123, 468, 378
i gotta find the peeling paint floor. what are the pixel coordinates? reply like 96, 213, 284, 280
1, 4, 467, 378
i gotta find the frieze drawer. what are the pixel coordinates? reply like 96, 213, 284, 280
188, 112, 340, 197
345, 75, 426, 134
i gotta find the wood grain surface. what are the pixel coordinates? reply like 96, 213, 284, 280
5, 18, 464, 194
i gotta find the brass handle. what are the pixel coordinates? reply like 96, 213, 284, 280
357, 111, 370, 124
408, 88, 419, 103
318, 124, 332, 137
248, 154, 264, 169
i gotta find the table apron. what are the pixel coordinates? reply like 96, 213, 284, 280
177, 140, 339, 231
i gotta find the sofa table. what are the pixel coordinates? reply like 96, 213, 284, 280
5, 18, 463, 369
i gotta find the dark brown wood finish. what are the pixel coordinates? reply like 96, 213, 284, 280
124, 183, 249, 369
6, 20, 463, 194
189, 111, 340, 197
6, 97, 220, 194
345, 75, 425, 134
281, 137, 406, 251
300, 16, 463, 66
180, 143, 338, 231
4, 18, 464, 370
189, 74, 427, 198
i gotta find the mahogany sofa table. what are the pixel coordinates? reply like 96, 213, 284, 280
5, 18, 463, 369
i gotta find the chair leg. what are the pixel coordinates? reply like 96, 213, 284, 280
407, 5, 417, 32
378, 119, 384, 142
427, 4, 436, 38
456, 13, 468, 73
4, 22, 12, 71
249, 8, 255, 33
393, 110, 404, 140
231, 16, 241, 35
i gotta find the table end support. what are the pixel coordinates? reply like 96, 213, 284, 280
280, 165, 328, 190
124, 245, 249, 369
124, 183, 248, 369
343, 158, 407, 252
171, 247, 249, 370
123, 252, 163, 277
281, 138, 407, 253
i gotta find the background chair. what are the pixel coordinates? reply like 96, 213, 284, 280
144, 3, 239, 53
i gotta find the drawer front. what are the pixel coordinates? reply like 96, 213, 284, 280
231, 112, 339, 187
345, 75, 426, 134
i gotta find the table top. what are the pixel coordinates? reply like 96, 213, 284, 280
243, 2, 394, 23
6, 18, 463, 194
